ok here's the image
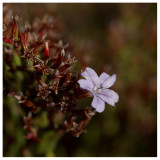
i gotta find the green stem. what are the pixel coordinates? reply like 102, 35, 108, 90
3, 41, 14, 49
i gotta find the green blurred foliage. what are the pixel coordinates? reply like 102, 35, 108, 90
3, 3, 157, 157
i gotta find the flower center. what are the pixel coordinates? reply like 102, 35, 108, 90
92, 85, 102, 94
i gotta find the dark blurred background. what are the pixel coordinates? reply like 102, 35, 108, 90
3, 3, 157, 157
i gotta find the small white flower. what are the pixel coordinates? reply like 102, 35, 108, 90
78, 67, 119, 113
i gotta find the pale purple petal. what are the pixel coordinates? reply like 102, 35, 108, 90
91, 96, 105, 113
81, 67, 98, 85
102, 74, 116, 88
78, 79, 93, 92
98, 88, 119, 106
98, 72, 110, 85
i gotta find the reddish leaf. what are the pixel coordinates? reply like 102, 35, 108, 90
44, 42, 50, 58
20, 32, 29, 52
12, 16, 18, 41
3, 37, 13, 44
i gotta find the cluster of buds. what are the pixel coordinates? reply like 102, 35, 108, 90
14, 92, 37, 113
3, 8, 96, 141
63, 107, 96, 137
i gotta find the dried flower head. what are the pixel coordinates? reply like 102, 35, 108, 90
3, 7, 118, 142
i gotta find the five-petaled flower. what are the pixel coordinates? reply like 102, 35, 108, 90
78, 67, 119, 113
